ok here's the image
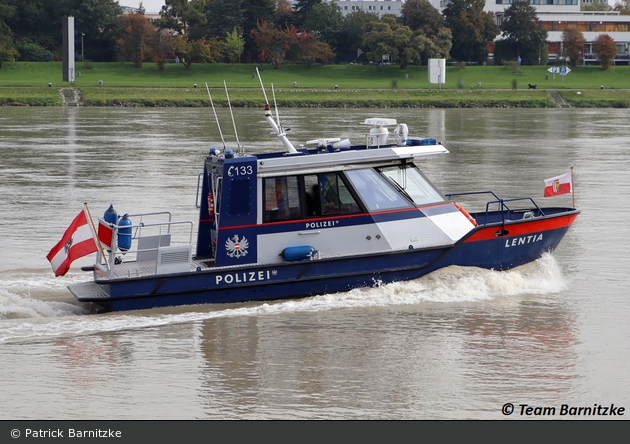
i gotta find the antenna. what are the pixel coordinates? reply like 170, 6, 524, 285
205, 82, 226, 151
271, 83, 281, 131
224, 80, 243, 155
256, 67, 270, 105
255, 68, 298, 154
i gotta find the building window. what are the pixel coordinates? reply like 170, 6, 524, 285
495, 13, 504, 27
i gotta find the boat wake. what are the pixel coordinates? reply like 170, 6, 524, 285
0, 254, 565, 343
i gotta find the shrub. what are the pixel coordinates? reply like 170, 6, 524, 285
15, 41, 54, 62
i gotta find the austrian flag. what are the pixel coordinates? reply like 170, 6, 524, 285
47, 210, 97, 276
544, 172, 572, 197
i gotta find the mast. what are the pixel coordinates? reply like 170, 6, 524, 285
205, 83, 227, 151
256, 68, 298, 154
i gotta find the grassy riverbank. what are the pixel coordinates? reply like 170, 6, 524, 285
1, 62, 630, 107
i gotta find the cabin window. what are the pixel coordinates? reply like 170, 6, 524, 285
379, 163, 445, 206
308, 173, 361, 216
264, 176, 302, 222
345, 168, 413, 212
264, 173, 362, 223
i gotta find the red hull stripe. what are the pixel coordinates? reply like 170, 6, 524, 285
464, 214, 578, 242
213, 203, 455, 231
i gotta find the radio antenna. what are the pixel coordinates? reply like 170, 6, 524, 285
224, 80, 243, 155
205, 82, 226, 151
255, 68, 297, 154
271, 83, 281, 131
256, 67, 270, 105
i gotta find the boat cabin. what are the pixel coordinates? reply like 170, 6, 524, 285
195, 118, 476, 269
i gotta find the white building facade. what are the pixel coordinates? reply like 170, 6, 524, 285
334, 0, 403, 17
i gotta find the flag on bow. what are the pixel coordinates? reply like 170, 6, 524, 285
47, 209, 97, 276
544, 172, 572, 197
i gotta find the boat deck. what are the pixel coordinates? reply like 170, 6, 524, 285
96, 257, 215, 281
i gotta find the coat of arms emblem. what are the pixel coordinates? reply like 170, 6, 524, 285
225, 234, 249, 258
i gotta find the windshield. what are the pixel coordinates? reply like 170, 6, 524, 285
345, 168, 412, 212
379, 163, 444, 206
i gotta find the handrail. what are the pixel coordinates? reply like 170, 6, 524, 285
445, 191, 546, 226
196, 172, 203, 208
445, 190, 501, 202
97, 215, 194, 278
484, 197, 546, 220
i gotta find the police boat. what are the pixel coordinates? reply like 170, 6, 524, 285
68, 78, 580, 313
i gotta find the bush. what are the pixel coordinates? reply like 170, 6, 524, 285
14, 41, 54, 62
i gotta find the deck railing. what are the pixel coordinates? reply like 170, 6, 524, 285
95, 211, 194, 279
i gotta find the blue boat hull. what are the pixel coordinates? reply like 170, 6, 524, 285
81, 210, 579, 312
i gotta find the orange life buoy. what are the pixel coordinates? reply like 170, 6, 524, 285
454, 202, 477, 226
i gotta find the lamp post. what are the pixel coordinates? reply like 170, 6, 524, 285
81, 33, 84, 62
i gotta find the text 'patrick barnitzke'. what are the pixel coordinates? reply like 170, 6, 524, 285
23, 429, 121, 438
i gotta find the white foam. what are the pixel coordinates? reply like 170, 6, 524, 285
0, 254, 566, 343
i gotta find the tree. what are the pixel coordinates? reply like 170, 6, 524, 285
223, 27, 245, 64
338, 10, 380, 60
274, 0, 293, 25
150, 29, 175, 71
562, 28, 586, 67
293, 0, 323, 28
117, 12, 154, 68
501, 0, 547, 65
3, 0, 124, 62
241, 0, 275, 61
583, 1, 613, 11
362, 16, 451, 69
290, 29, 335, 67
443, 0, 499, 63
614, 0, 630, 13
593, 33, 618, 70
303, 1, 344, 49
65, 0, 125, 62
251, 19, 291, 68
401, 0, 445, 37
0, 1, 18, 68
173, 35, 222, 69
0, 35, 19, 68
205, 0, 244, 41
156, 0, 207, 38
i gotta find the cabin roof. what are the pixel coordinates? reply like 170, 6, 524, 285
253, 143, 449, 175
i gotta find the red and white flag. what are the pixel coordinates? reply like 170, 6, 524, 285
544, 172, 572, 197
47, 210, 97, 276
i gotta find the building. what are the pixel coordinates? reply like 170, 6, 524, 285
433, 0, 629, 65
334, 0, 403, 17
539, 11, 630, 64
121, 5, 159, 23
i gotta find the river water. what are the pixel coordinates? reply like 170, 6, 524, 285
0, 106, 628, 420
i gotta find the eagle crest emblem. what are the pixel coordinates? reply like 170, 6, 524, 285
553, 179, 561, 193
63, 238, 74, 255
225, 234, 249, 258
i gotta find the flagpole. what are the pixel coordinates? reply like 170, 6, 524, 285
570, 165, 575, 209
84, 202, 108, 265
